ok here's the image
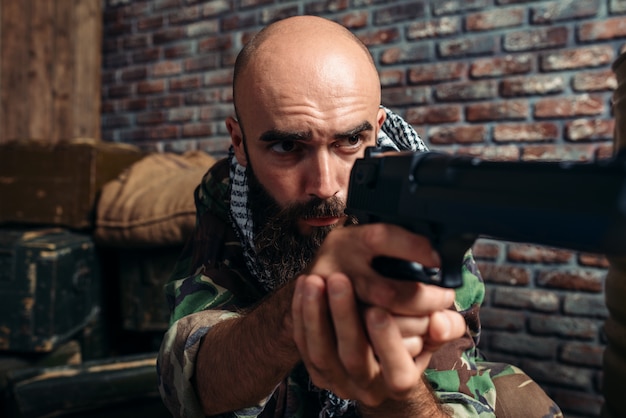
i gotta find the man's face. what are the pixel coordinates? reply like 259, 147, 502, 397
227, 35, 385, 285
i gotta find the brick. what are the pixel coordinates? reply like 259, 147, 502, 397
137, 111, 166, 126
470, 54, 532, 78
504, 27, 568, 52
357, 28, 401, 46
493, 287, 560, 312
132, 48, 160, 64
531, 0, 599, 24
540, 46, 615, 71
105, 53, 131, 68
120, 67, 147, 81
597, 143, 615, 159
528, 314, 598, 339
579, 16, 626, 42
610, 0, 626, 13
107, 84, 132, 98
122, 34, 149, 50
260, 5, 299, 25
490, 332, 558, 358
336, 11, 369, 29
162, 139, 198, 153
522, 360, 594, 389
198, 35, 233, 52
578, 253, 610, 268
199, 104, 235, 121
374, 2, 425, 25
149, 94, 183, 109
121, 98, 148, 111
560, 342, 605, 367
106, 21, 132, 36
466, 100, 528, 122
477, 262, 531, 286
472, 239, 504, 260
500, 75, 564, 97
381, 86, 430, 106
136, 15, 164, 32
164, 44, 193, 59
454, 145, 521, 161
379, 69, 405, 87
137, 80, 166, 95
168, 108, 195, 122
153, 0, 182, 11
221, 13, 257, 32
507, 244, 572, 264
185, 55, 220, 72
304, 0, 349, 14
406, 17, 459, 40
408, 62, 466, 85
551, 389, 604, 416
427, 125, 486, 145
168, 6, 201, 24
480, 307, 526, 331
535, 95, 605, 119
240, 0, 273, 8
573, 69, 618, 92
434, 80, 497, 101
204, 69, 234, 86
201, 0, 231, 16
521, 144, 595, 161
563, 293, 609, 318
405, 105, 461, 124
432, 0, 490, 16
380, 45, 432, 65
103, 38, 119, 54
145, 125, 179, 140
537, 269, 604, 292
438, 35, 496, 58
153, 27, 185, 45
185, 90, 222, 105
170, 75, 202, 91
186, 20, 219, 37
152, 61, 183, 77
566, 119, 615, 142
182, 123, 212, 138
466, 7, 524, 31
493, 122, 559, 142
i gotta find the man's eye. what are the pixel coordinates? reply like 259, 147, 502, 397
337, 135, 363, 149
270, 140, 297, 153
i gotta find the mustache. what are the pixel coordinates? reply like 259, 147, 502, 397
273, 195, 346, 222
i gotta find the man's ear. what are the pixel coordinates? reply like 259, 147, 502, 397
376, 107, 387, 131
225, 116, 247, 167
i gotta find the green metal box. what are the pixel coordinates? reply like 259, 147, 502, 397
0, 228, 101, 353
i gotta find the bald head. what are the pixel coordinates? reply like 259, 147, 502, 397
232, 16, 381, 124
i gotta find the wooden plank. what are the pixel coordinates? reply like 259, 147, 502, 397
28, 0, 55, 141
73, 0, 102, 140
51, 1, 75, 142
0, 0, 31, 142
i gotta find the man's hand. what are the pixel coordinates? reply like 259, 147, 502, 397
292, 272, 464, 403
292, 224, 467, 415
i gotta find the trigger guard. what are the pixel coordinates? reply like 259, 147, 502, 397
372, 256, 441, 284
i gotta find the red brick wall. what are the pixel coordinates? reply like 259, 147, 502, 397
102, 1, 626, 416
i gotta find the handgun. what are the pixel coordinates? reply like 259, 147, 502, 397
346, 147, 626, 288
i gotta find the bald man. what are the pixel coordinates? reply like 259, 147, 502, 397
157, 16, 562, 418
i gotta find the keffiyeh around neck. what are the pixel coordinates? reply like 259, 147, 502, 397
227, 106, 428, 417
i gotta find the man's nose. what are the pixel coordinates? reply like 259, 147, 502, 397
304, 152, 341, 200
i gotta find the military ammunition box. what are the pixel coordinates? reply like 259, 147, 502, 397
0, 228, 101, 353
0, 139, 143, 229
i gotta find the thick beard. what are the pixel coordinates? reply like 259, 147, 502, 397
247, 166, 357, 290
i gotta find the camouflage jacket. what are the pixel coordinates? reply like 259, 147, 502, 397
157, 157, 516, 418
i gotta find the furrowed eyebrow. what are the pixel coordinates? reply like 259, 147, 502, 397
259, 129, 312, 143
333, 121, 374, 140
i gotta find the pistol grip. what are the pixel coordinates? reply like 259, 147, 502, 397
372, 256, 463, 288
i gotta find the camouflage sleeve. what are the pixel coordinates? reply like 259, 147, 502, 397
424, 250, 498, 417
157, 273, 272, 418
